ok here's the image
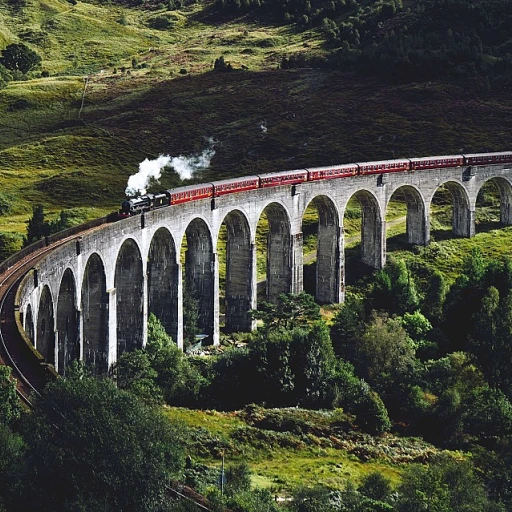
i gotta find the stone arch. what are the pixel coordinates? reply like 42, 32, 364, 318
148, 228, 179, 342
304, 195, 342, 304
220, 209, 253, 332
24, 304, 34, 344
57, 268, 79, 375
37, 285, 55, 366
183, 218, 214, 342
431, 181, 473, 237
386, 185, 428, 246
345, 190, 384, 269
82, 253, 108, 375
115, 239, 144, 356
476, 177, 512, 226
259, 202, 293, 303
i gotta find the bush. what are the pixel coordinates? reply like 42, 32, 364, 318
352, 382, 391, 435
0, 232, 23, 262
0, 64, 12, 89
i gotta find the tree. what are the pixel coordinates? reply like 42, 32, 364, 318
352, 381, 392, 434
114, 349, 164, 404
330, 293, 365, 360
289, 485, 338, 512
0, 424, 25, 511
0, 366, 22, 426
422, 270, 447, 321
0, 232, 23, 262
371, 259, 419, 315
24, 204, 48, 246
358, 471, 392, 502
469, 285, 512, 394
250, 327, 295, 406
225, 461, 252, 495
116, 314, 205, 407
251, 292, 320, 332
146, 314, 205, 406
402, 311, 432, 342
14, 375, 184, 512
183, 285, 200, 345
395, 455, 499, 512
463, 386, 512, 444
290, 321, 335, 407
0, 43, 41, 73
208, 347, 255, 409
355, 313, 417, 396
443, 248, 489, 350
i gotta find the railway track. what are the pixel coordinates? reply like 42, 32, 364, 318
0, 231, 100, 405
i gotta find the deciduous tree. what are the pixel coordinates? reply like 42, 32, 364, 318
0, 43, 41, 73
15, 375, 184, 512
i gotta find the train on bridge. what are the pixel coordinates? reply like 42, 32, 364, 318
120, 151, 512, 217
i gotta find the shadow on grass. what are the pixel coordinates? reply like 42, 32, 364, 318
475, 221, 504, 234
303, 247, 375, 297
344, 245, 375, 286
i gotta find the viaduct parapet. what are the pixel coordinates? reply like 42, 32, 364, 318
15, 162, 512, 375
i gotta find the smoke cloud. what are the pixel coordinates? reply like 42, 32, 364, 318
125, 155, 170, 196
125, 139, 216, 196
170, 138, 216, 181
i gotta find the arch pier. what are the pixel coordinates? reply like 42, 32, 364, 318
16, 162, 512, 374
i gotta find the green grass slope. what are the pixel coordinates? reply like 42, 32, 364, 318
0, 0, 511, 240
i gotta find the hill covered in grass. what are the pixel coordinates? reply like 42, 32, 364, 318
0, 0, 511, 237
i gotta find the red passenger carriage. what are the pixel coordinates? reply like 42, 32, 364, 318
307, 164, 359, 181
212, 176, 260, 196
409, 155, 463, 170
258, 169, 308, 188
357, 159, 410, 175
167, 184, 214, 205
463, 152, 512, 166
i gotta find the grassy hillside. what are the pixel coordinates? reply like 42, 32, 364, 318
0, 0, 511, 224
167, 406, 442, 494
0, 0, 511, 254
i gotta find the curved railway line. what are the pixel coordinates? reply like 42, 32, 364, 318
0, 220, 217, 511
0, 224, 109, 404
2, 150, 511, 401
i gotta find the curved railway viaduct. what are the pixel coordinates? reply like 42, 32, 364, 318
7, 161, 512, 377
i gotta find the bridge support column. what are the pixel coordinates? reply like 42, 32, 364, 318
453, 207, 475, 238
290, 232, 303, 295
78, 306, 84, 362
407, 203, 430, 246
250, 243, 257, 330
316, 225, 344, 304
212, 252, 220, 346
501, 198, 512, 225
142, 272, 148, 349
338, 226, 345, 303
224, 241, 255, 334
107, 288, 117, 368
176, 263, 183, 350
361, 208, 385, 270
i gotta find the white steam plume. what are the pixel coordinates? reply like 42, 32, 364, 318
170, 139, 216, 180
125, 139, 216, 196
125, 155, 171, 196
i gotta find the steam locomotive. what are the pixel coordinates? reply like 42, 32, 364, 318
120, 151, 512, 217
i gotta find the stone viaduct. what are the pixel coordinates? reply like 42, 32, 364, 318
15, 162, 512, 375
